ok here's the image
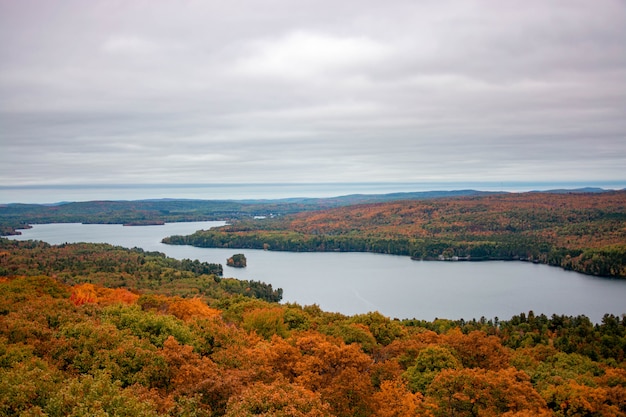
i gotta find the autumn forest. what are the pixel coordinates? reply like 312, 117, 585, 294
1, 190, 626, 416
165, 191, 626, 278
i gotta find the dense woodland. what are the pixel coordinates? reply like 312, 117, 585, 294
164, 191, 626, 278
0, 239, 281, 303
1, 239, 626, 416
1, 190, 625, 415
0, 200, 285, 236
0, 190, 500, 236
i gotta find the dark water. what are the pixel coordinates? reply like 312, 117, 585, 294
9, 222, 626, 322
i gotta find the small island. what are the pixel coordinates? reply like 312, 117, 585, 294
226, 253, 247, 268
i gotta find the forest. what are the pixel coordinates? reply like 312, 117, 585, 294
1, 238, 626, 416
0, 239, 281, 303
163, 191, 626, 278
0, 189, 505, 236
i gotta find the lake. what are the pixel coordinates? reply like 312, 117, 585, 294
8, 222, 626, 322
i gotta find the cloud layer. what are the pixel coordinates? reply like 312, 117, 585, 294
1, 0, 625, 186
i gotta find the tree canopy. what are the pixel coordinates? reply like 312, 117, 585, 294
1, 239, 626, 416
164, 191, 626, 277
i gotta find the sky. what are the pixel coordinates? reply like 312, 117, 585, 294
1, 0, 625, 190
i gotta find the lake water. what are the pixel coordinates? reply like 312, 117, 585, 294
8, 222, 626, 322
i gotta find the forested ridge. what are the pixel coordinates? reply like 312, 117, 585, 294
0, 190, 508, 236
0, 200, 297, 236
164, 191, 626, 278
1, 239, 626, 416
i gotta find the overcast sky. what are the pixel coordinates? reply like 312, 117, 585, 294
1, 0, 625, 188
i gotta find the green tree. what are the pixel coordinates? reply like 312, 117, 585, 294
403, 345, 461, 393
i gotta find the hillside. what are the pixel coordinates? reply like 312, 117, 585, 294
0, 239, 281, 303
1, 239, 626, 416
164, 191, 626, 277
0, 190, 498, 236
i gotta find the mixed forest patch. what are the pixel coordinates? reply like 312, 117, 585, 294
0, 190, 491, 236
0, 239, 625, 416
0, 239, 281, 302
164, 191, 626, 277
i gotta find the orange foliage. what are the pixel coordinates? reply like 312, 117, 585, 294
500, 410, 554, 417
370, 360, 404, 388
69, 283, 98, 305
380, 330, 442, 368
161, 336, 219, 390
291, 332, 375, 416
287, 191, 626, 250
371, 379, 434, 417
542, 380, 621, 417
137, 293, 221, 321
224, 380, 333, 417
102, 287, 140, 305
3, 258, 626, 416
69, 283, 139, 306
261, 335, 302, 382
599, 367, 626, 413
160, 335, 247, 415
444, 328, 511, 370
427, 367, 549, 416
168, 297, 221, 321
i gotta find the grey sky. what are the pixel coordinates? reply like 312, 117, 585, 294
1, 0, 625, 186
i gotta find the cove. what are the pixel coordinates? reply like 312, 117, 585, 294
8, 222, 626, 322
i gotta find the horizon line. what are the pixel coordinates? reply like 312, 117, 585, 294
2, 180, 626, 190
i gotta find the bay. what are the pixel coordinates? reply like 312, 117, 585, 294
8, 222, 626, 322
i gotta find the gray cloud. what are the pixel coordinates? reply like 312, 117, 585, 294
1, 0, 625, 187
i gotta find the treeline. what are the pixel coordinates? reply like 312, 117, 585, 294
0, 199, 316, 236
2, 273, 626, 416
0, 238, 281, 303
406, 312, 626, 363
164, 191, 626, 277
164, 229, 547, 259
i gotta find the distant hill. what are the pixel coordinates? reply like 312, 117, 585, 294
535, 187, 612, 194
1, 189, 499, 235
0, 188, 614, 236
240, 189, 501, 205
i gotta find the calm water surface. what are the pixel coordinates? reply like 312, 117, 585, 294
9, 222, 626, 322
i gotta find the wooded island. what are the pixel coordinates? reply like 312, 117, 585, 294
226, 253, 247, 268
